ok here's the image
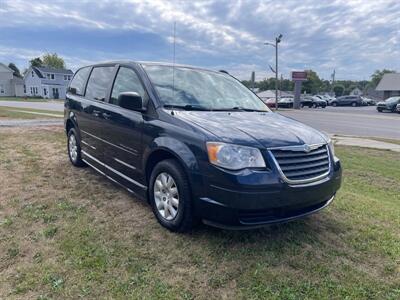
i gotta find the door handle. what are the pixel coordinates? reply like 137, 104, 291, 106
102, 112, 111, 119
93, 110, 101, 117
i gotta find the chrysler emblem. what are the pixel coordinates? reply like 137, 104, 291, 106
303, 144, 311, 152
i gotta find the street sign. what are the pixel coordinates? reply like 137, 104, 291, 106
291, 71, 308, 81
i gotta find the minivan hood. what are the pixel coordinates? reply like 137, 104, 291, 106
173, 111, 327, 148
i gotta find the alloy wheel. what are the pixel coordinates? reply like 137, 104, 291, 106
154, 172, 179, 220
68, 134, 78, 163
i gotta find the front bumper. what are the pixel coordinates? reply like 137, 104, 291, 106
194, 158, 342, 229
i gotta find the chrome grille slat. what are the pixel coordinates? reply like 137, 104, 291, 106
280, 160, 329, 171
278, 154, 328, 165
269, 144, 331, 184
284, 166, 329, 177
272, 148, 326, 158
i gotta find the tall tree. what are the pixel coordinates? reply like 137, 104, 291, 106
8, 63, 21, 78
371, 69, 396, 87
29, 57, 43, 68
302, 70, 323, 94
42, 53, 66, 69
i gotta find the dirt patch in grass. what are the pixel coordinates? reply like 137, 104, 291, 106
0, 127, 399, 299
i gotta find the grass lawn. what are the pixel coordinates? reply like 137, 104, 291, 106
0, 106, 63, 119
0, 127, 399, 299
0, 97, 50, 102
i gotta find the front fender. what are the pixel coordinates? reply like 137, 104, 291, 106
142, 136, 200, 173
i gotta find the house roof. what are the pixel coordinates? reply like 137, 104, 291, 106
376, 73, 400, 91
0, 62, 14, 73
34, 66, 74, 76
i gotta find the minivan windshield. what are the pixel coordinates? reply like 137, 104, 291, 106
143, 65, 270, 112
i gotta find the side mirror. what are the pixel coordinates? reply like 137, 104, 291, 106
68, 87, 77, 95
118, 92, 146, 112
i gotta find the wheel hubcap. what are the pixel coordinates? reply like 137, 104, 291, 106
69, 134, 78, 162
154, 172, 179, 221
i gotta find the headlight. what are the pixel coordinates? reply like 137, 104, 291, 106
328, 138, 335, 156
206, 142, 266, 170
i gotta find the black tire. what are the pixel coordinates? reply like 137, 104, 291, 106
377, 108, 383, 112
351, 102, 357, 107
332, 102, 337, 107
67, 128, 86, 167
312, 103, 317, 108
149, 159, 195, 232
300, 103, 304, 108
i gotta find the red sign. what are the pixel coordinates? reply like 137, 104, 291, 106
291, 71, 308, 81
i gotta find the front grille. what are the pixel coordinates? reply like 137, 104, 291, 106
270, 144, 330, 183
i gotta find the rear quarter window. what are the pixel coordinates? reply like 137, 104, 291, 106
69, 67, 91, 96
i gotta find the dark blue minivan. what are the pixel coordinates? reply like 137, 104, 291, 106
65, 61, 342, 232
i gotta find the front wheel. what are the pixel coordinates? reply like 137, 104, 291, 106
332, 102, 337, 107
351, 102, 357, 107
67, 128, 86, 167
149, 159, 195, 232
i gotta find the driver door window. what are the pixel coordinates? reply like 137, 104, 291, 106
110, 67, 147, 106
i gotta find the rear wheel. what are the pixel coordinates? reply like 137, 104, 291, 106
312, 103, 317, 108
332, 102, 337, 107
377, 108, 383, 112
67, 128, 86, 167
149, 159, 195, 232
351, 102, 357, 107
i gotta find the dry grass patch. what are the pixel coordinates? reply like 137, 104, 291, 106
0, 127, 399, 299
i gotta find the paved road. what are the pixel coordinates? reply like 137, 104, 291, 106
1, 101, 399, 140
0, 119, 63, 127
0, 100, 63, 111
279, 106, 400, 140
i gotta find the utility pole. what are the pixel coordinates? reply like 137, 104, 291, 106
264, 34, 283, 110
331, 69, 335, 94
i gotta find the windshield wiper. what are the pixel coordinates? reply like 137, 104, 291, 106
228, 106, 267, 112
163, 104, 212, 111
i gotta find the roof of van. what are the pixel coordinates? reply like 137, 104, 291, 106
80, 61, 221, 73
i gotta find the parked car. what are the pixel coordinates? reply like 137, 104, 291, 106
264, 97, 276, 108
376, 96, 400, 112
361, 97, 375, 106
330, 95, 363, 107
277, 96, 294, 108
396, 103, 400, 113
301, 96, 326, 108
65, 61, 342, 232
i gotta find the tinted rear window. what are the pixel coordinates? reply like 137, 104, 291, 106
69, 67, 90, 96
85, 66, 115, 101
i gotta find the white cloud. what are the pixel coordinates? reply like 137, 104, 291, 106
0, 0, 398, 79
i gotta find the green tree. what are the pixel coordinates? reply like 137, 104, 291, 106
333, 84, 345, 97
8, 63, 21, 78
302, 70, 323, 94
371, 69, 396, 87
42, 53, 66, 69
29, 57, 43, 68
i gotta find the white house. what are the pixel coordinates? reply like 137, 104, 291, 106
0, 63, 24, 97
24, 66, 74, 99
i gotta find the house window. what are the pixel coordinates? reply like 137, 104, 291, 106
32, 71, 34, 78
51, 74, 55, 80
34, 87, 38, 94
68, 75, 71, 80
30, 87, 33, 94
24, 85, 26, 93
44, 88, 47, 96
64, 75, 67, 80
47, 73, 51, 79
0, 84, 4, 94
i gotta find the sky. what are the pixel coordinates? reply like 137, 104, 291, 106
0, 0, 399, 81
